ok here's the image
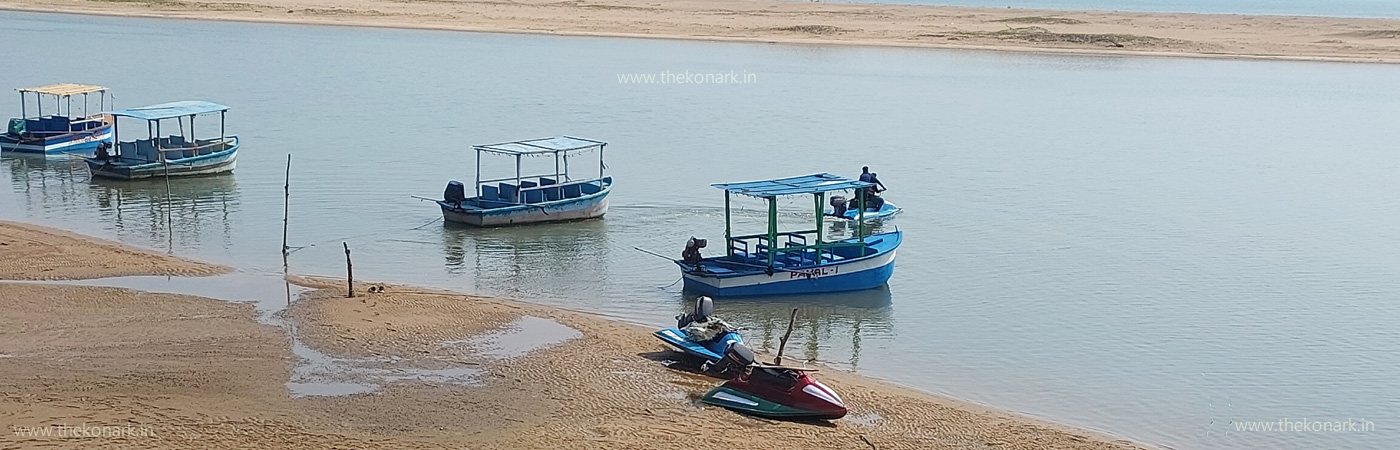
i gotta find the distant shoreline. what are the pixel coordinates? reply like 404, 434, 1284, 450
4, 0, 1400, 64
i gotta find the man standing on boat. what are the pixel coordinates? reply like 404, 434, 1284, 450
856, 166, 886, 211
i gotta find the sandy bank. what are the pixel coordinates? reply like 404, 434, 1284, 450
1, 222, 1148, 449
4, 0, 1400, 63
0, 220, 227, 280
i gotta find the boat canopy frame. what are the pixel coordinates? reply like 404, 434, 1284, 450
16, 84, 110, 120
107, 101, 232, 163
470, 136, 608, 204
712, 173, 875, 269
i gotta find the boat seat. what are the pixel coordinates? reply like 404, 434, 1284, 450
539, 177, 556, 185
544, 187, 562, 201
562, 184, 582, 199
498, 183, 518, 203
581, 182, 601, 195
704, 266, 735, 275
480, 185, 499, 201
520, 180, 538, 188
523, 189, 544, 204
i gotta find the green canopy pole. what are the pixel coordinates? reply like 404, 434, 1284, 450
857, 188, 866, 257
814, 192, 824, 264
767, 196, 778, 268
724, 191, 733, 257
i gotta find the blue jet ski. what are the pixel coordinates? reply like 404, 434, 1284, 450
654, 296, 743, 363
825, 194, 901, 221
839, 202, 901, 221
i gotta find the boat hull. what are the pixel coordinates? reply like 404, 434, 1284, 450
85, 138, 238, 180
701, 376, 847, 420
653, 328, 743, 363
681, 232, 900, 297
840, 202, 901, 221
0, 125, 113, 156
438, 188, 610, 227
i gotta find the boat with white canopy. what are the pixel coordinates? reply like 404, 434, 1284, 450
436, 136, 611, 226
85, 100, 239, 180
2, 84, 113, 155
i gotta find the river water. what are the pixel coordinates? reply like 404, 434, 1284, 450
3, 11, 1398, 449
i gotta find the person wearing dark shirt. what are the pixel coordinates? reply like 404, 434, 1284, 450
853, 166, 886, 211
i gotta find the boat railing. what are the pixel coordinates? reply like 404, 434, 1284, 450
476, 177, 609, 205
118, 137, 232, 162
729, 230, 868, 265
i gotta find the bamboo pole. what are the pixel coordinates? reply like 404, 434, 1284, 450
344, 242, 354, 298
774, 308, 798, 365
281, 154, 291, 262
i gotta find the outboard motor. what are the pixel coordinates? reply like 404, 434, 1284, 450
444, 180, 466, 205
682, 237, 707, 266
829, 195, 847, 217
703, 341, 756, 378
677, 296, 714, 328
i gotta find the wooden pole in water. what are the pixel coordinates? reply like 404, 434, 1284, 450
774, 308, 798, 365
344, 242, 354, 298
281, 154, 291, 261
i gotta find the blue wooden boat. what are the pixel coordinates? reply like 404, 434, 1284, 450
437, 136, 611, 227
85, 101, 239, 180
676, 173, 902, 297
2, 84, 113, 156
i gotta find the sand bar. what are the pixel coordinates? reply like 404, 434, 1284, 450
0, 220, 1151, 449
0, 220, 227, 280
4, 0, 1400, 63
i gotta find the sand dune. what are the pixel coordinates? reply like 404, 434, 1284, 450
4, 0, 1400, 63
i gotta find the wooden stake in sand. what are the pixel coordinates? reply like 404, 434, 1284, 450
774, 308, 798, 365
282, 154, 291, 261
343, 242, 354, 298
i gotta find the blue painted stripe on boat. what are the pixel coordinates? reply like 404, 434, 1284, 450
683, 258, 896, 297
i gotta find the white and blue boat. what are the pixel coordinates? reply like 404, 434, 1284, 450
437, 136, 611, 227
2, 84, 113, 156
676, 173, 902, 297
85, 101, 239, 180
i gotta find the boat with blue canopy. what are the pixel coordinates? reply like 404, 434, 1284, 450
675, 173, 902, 297
85, 100, 239, 180
437, 136, 612, 227
2, 84, 113, 155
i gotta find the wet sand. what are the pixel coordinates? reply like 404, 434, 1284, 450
0, 220, 227, 280
4, 0, 1400, 63
0, 221, 1148, 449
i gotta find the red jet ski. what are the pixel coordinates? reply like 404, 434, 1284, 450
700, 343, 847, 420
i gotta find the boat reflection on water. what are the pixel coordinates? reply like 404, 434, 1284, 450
440, 218, 611, 298
87, 173, 240, 250
677, 286, 894, 370
4, 154, 241, 252
4, 153, 91, 197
